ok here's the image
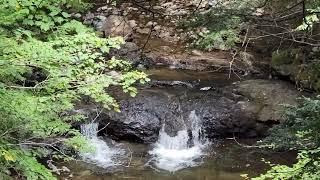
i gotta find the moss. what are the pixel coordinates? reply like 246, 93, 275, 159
271, 49, 301, 66
271, 49, 320, 92
295, 63, 320, 91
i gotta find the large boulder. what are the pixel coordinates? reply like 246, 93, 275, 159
233, 79, 299, 122
76, 79, 300, 143
102, 15, 135, 37
99, 79, 300, 143
88, 14, 136, 38
103, 89, 182, 143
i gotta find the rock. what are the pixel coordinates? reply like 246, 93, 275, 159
102, 89, 170, 143
145, 51, 231, 71
96, 15, 107, 21
93, 15, 107, 30
108, 42, 153, 67
128, 20, 137, 28
234, 79, 299, 122
159, 46, 172, 53
159, 31, 171, 39
239, 52, 254, 70
131, 7, 139, 11
146, 21, 156, 27
153, 6, 162, 10
73, 13, 82, 19
200, 87, 211, 91
191, 50, 203, 56
76, 78, 300, 143
172, 9, 188, 15
108, 71, 121, 80
271, 49, 302, 76
312, 46, 320, 52
162, 2, 174, 8
83, 12, 94, 25
97, 5, 109, 11
100, 15, 133, 38
153, 25, 161, 31
136, 28, 150, 34
271, 49, 320, 92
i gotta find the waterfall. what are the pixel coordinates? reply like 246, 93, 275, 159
81, 123, 99, 138
80, 123, 124, 168
149, 110, 208, 172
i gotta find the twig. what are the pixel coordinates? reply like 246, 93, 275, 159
97, 122, 110, 133
91, 108, 103, 123
231, 133, 273, 148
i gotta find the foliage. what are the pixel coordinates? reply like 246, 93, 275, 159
255, 97, 320, 179
296, 0, 320, 31
195, 29, 240, 51
253, 148, 320, 180
181, 0, 262, 50
182, 0, 320, 51
0, 0, 149, 179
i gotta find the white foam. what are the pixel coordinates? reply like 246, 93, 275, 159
149, 110, 208, 172
80, 123, 124, 168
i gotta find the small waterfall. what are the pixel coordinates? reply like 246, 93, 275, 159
80, 123, 124, 168
81, 123, 99, 138
149, 110, 208, 172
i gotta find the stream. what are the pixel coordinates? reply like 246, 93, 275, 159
59, 68, 296, 180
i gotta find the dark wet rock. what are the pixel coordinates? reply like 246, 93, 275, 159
149, 80, 196, 88
103, 89, 183, 143
108, 42, 153, 67
100, 79, 299, 143
75, 77, 300, 143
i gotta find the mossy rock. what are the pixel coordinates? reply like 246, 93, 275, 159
271, 49, 320, 92
271, 49, 301, 66
295, 63, 320, 92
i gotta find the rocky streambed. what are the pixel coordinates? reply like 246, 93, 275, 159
61, 68, 300, 179
59, 1, 305, 179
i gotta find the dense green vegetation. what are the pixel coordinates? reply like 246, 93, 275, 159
0, 0, 148, 179
254, 97, 320, 179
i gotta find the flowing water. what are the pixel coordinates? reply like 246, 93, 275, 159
61, 139, 295, 180
60, 69, 296, 180
148, 110, 208, 172
67, 116, 295, 180
80, 123, 125, 168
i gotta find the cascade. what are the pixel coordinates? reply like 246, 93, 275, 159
149, 110, 208, 172
80, 123, 124, 168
